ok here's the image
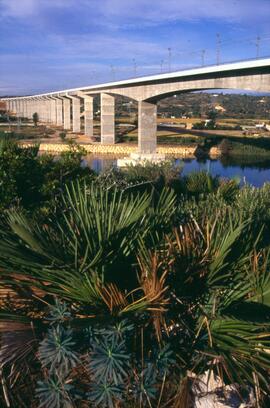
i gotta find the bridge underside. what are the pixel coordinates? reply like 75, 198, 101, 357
3, 70, 270, 155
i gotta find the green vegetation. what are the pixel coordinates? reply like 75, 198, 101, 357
33, 112, 39, 126
0, 127, 55, 141
59, 131, 67, 141
0, 137, 92, 215
158, 92, 270, 119
216, 136, 270, 157
0, 142, 270, 407
122, 128, 270, 158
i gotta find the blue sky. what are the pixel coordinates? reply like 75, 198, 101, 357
1, 0, 270, 96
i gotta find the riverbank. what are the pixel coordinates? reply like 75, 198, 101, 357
21, 141, 221, 158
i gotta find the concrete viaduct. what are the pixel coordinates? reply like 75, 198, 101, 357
2, 58, 270, 155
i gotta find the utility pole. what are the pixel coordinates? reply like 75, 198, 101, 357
256, 36, 261, 58
168, 47, 172, 72
132, 58, 137, 77
201, 49, 206, 67
110, 65, 115, 81
216, 33, 221, 65
160, 59, 164, 73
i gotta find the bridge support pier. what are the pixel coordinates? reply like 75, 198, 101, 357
49, 98, 57, 125
37, 99, 43, 121
84, 95, 94, 138
72, 97, 81, 133
101, 93, 115, 144
66, 96, 81, 133
56, 98, 63, 126
62, 98, 71, 130
138, 100, 157, 154
117, 100, 164, 167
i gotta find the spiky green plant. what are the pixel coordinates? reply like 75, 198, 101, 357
88, 382, 124, 408
38, 325, 80, 377
89, 338, 130, 385
185, 171, 219, 196
36, 377, 74, 408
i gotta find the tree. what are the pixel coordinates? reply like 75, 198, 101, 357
33, 112, 39, 126
59, 131, 67, 141
207, 110, 218, 120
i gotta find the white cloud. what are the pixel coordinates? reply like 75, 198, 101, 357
99, 0, 270, 24
0, 0, 75, 18
0, 0, 37, 18
49, 33, 165, 60
1, 0, 269, 23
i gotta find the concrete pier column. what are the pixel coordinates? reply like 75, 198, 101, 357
138, 100, 157, 154
72, 97, 81, 133
16, 100, 21, 117
37, 99, 42, 121
34, 99, 40, 120
42, 98, 49, 123
17, 100, 22, 117
36, 99, 41, 119
55, 98, 63, 126
15, 100, 19, 116
30, 99, 35, 119
22, 99, 27, 119
26, 100, 30, 119
25, 100, 29, 118
11, 100, 16, 115
84, 95, 94, 137
62, 98, 71, 130
20, 100, 25, 117
66, 95, 81, 133
45, 98, 51, 123
25, 99, 29, 119
101, 93, 115, 144
6, 100, 11, 112
49, 98, 57, 125
19, 100, 23, 117
39, 99, 44, 121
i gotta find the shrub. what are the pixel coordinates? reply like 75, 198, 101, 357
0, 138, 93, 214
59, 132, 67, 141
33, 112, 39, 126
184, 171, 219, 196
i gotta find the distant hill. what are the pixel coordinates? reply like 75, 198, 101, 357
157, 93, 270, 119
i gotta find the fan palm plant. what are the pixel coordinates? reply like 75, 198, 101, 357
163, 219, 270, 405
0, 181, 176, 380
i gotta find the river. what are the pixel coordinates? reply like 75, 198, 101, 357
80, 154, 270, 187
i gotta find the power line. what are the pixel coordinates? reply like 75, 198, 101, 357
115, 32, 270, 81
168, 47, 172, 72
171, 32, 270, 63
216, 33, 221, 65
256, 36, 261, 58
110, 65, 116, 81
201, 49, 206, 66
132, 58, 137, 77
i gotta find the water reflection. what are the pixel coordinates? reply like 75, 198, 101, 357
81, 156, 116, 173
66, 154, 270, 188
179, 157, 270, 187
